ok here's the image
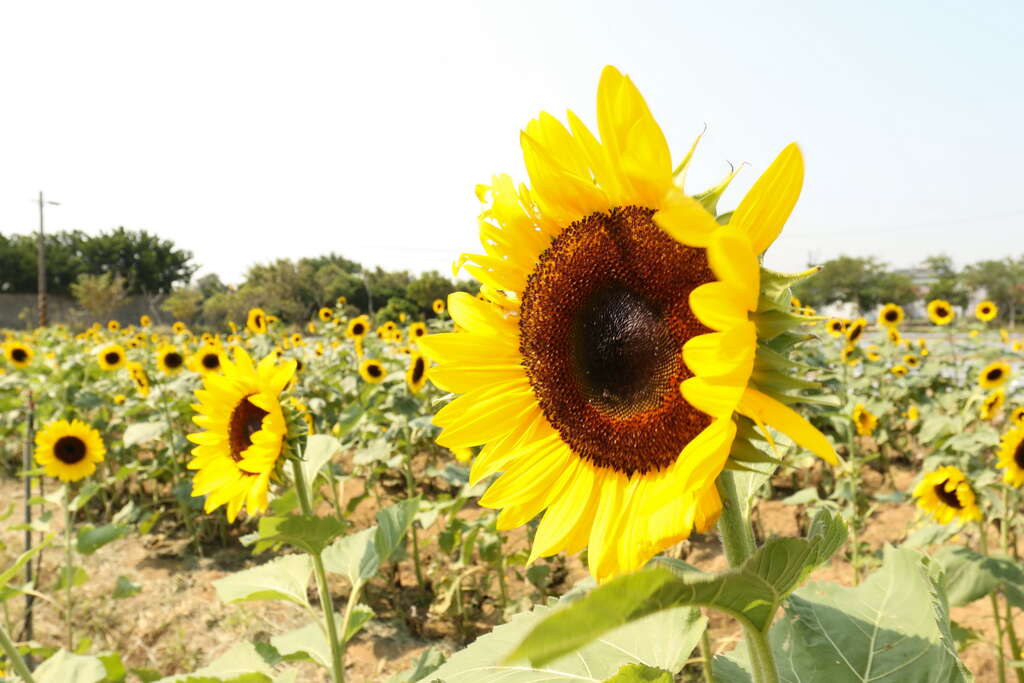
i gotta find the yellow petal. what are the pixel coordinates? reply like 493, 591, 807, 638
738, 387, 838, 464
706, 228, 759, 311
654, 188, 721, 248
689, 282, 749, 331
729, 143, 804, 254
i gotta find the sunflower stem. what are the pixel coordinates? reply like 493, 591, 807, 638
980, 520, 1009, 683
292, 458, 345, 683
716, 470, 779, 683
402, 457, 425, 590
699, 626, 715, 683
0, 621, 36, 683
63, 484, 73, 652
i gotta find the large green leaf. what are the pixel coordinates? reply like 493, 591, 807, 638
714, 546, 970, 683
155, 642, 274, 682
299, 435, 341, 502
253, 514, 347, 555
934, 545, 1024, 608
372, 498, 419, 568
508, 510, 845, 666
428, 588, 705, 682
213, 554, 311, 608
271, 619, 332, 669
77, 523, 131, 554
34, 649, 107, 683
321, 527, 376, 586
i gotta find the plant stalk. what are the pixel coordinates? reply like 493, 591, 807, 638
292, 458, 345, 683
716, 470, 779, 683
0, 622, 36, 683
64, 485, 73, 651
980, 521, 1009, 683
402, 458, 425, 590
699, 626, 715, 683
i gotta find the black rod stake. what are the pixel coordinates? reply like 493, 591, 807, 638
22, 392, 35, 666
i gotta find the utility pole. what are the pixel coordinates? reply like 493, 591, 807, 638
36, 192, 60, 327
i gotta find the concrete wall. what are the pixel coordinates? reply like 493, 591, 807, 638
0, 294, 169, 330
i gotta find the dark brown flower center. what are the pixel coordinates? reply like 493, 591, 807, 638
202, 353, 220, 369
414, 327, 425, 337
933, 480, 963, 509
352, 323, 365, 336
519, 206, 713, 476
228, 395, 268, 461
367, 363, 382, 378
848, 324, 864, 343
1015, 440, 1024, 470
54, 436, 87, 465
11, 348, 28, 362
164, 352, 183, 369
411, 357, 425, 384
884, 310, 898, 322
987, 368, 1003, 381
936, 306, 949, 318
104, 351, 121, 365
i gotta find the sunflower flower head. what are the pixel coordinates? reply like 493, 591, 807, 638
1012, 406, 1024, 428
419, 66, 837, 582
3, 341, 33, 368
187, 348, 297, 522
853, 404, 877, 436
976, 300, 998, 322
878, 303, 904, 328
126, 361, 150, 397
247, 308, 268, 335
845, 318, 867, 345
927, 299, 955, 326
157, 345, 187, 376
997, 426, 1024, 487
979, 361, 1011, 389
97, 343, 127, 371
913, 466, 981, 524
981, 389, 1006, 420
34, 419, 106, 482
905, 404, 919, 422
826, 319, 846, 338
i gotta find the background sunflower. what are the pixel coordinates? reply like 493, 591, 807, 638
34, 419, 106, 482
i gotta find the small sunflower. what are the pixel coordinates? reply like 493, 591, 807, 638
359, 359, 385, 384
865, 344, 881, 362
290, 333, 304, 347
979, 361, 1011, 389
878, 303, 904, 327
432, 298, 445, 315
853, 404, 877, 436
193, 345, 225, 374
913, 466, 981, 524
790, 296, 801, 310
976, 300, 998, 322
887, 328, 902, 345
140, 314, 152, 327
981, 390, 1005, 420
187, 348, 297, 522
172, 321, 188, 335
107, 320, 120, 332
408, 322, 427, 342
927, 299, 955, 326
905, 404, 919, 422
126, 361, 150, 397
346, 316, 370, 339
157, 345, 186, 375
247, 308, 268, 335
997, 426, 1024, 487
318, 307, 333, 322
826, 319, 846, 337
1012, 406, 1024, 428
3, 341, 33, 368
113, 394, 126, 405
97, 344, 127, 371
891, 365, 909, 376
844, 318, 866, 345
34, 419, 105, 482
336, 295, 347, 306
420, 66, 837, 581
1000, 328, 1010, 343
903, 353, 920, 368
405, 353, 428, 393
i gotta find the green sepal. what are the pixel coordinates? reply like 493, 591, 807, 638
759, 266, 821, 304
750, 309, 809, 340
727, 439, 781, 466
694, 163, 741, 216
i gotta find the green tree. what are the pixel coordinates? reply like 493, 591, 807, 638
792, 256, 905, 312
70, 272, 127, 322
162, 287, 204, 324
922, 254, 969, 309
963, 256, 1024, 326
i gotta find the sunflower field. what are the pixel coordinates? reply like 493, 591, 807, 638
1, 66, 1023, 683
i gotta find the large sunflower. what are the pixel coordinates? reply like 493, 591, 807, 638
927, 299, 955, 326
997, 426, 1024, 487
877, 303, 904, 327
3, 341, 33, 368
976, 300, 998, 322
187, 348, 296, 522
34, 419, 105, 482
913, 466, 981, 524
979, 361, 1011, 389
419, 67, 837, 581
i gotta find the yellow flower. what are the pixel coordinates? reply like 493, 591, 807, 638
865, 344, 881, 362
969, 329, 979, 339
346, 316, 370, 339
853, 404, 877, 436
336, 295, 347, 306
997, 426, 1024, 487
419, 66, 836, 581
172, 321, 188, 335
97, 344, 127, 371
157, 345, 186, 375
187, 348, 296, 522
113, 394, 126, 405
3, 341, 33, 368
193, 345, 225, 374
452, 447, 473, 463
887, 328, 902, 345
359, 359, 386, 384
1012, 406, 1024, 428
979, 361, 1011, 389
905, 404, 919, 421
826, 319, 846, 337
139, 314, 152, 327
877, 303, 904, 327
432, 299, 446, 314
981, 390, 1005, 420
406, 353, 428, 394
126, 361, 150, 397
34, 419, 105, 482
976, 300, 998, 322
247, 308, 268, 334
845, 318, 867, 345
927, 299, 955, 325
891, 365, 909, 376
408, 322, 427, 343
318, 307, 333, 322
107, 320, 120, 332
913, 466, 981, 524
903, 353, 920, 368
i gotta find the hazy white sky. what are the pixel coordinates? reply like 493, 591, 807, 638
2, 0, 1021, 284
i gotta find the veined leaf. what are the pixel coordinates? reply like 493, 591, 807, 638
299, 435, 341, 502
253, 514, 347, 555
154, 641, 274, 682
934, 545, 1024, 608
213, 554, 311, 608
34, 649, 107, 683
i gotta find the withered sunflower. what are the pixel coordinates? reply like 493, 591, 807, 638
419, 66, 837, 581
3, 341, 33, 368
187, 348, 296, 522
877, 303, 904, 328
979, 361, 1011, 389
997, 426, 1024, 487
406, 353, 428, 394
927, 299, 955, 326
976, 300, 998, 322
34, 419, 105, 482
913, 466, 981, 524
247, 308, 268, 335
359, 359, 385, 384
97, 344, 127, 371
157, 345, 186, 375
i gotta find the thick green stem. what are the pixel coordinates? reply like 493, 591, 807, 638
699, 627, 715, 683
980, 521, 1009, 683
64, 486, 73, 651
402, 458, 424, 589
0, 622, 36, 682
717, 471, 779, 683
292, 459, 345, 683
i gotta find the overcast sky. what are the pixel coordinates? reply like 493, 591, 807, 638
1, 1, 1021, 285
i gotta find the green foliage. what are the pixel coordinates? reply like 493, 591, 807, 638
161, 287, 204, 323
70, 272, 128, 320
963, 255, 1024, 323
792, 255, 916, 311
212, 554, 312, 608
